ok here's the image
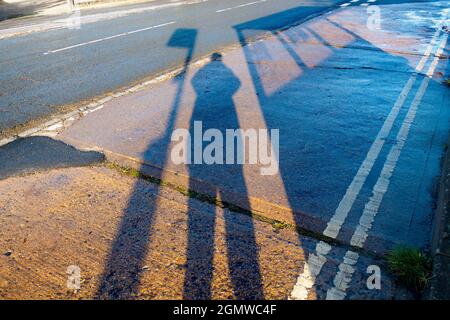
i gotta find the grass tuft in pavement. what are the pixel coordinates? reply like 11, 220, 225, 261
387, 246, 432, 293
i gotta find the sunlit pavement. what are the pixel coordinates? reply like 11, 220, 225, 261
0, 0, 449, 299
0, 166, 403, 299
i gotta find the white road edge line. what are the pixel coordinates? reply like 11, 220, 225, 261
43, 21, 176, 55
289, 24, 444, 300
327, 33, 449, 300
340, 3, 351, 7
216, 0, 267, 13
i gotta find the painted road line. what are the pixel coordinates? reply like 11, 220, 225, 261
340, 3, 351, 7
327, 33, 449, 300
367, 0, 377, 2
326, 250, 358, 300
290, 241, 331, 299
426, 33, 449, 77
0, 0, 204, 40
415, 29, 444, 73
290, 25, 444, 300
323, 78, 416, 238
351, 32, 449, 248
350, 0, 360, 2
322, 26, 443, 239
216, 0, 267, 13
291, 76, 417, 300
43, 21, 176, 55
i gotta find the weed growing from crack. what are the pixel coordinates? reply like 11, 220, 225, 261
387, 246, 432, 293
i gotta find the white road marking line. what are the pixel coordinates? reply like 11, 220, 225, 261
351, 33, 448, 248
43, 21, 175, 55
290, 241, 331, 299
367, 0, 377, 3
360, 3, 369, 6
340, 3, 351, 7
0, 0, 205, 40
323, 78, 416, 238
415, 31, 443, 73
216, 0, 267, 13
327, 33, 449, 300
322, 26, 443, 239
426, 34, 448, 77
289, 25, 444, 300
326, 250, 358, 300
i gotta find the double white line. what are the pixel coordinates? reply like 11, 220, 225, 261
290, 22, 448, 300
327, 31, 448, 300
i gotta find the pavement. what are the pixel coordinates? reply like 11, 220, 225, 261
0, 0, 68, 21
0, 165, 404, 299
0, 0, 449, 300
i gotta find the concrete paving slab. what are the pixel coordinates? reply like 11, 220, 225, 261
58, 2, 450, 255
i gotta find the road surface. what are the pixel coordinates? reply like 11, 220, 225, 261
0, 0, 347, 134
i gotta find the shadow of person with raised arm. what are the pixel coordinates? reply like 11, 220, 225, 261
182, 53, 264, 299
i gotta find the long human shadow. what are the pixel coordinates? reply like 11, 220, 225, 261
95, 6, 347, 300
96, 30, 264, 300
96, 28, 197, 299
182, 52, 264, 299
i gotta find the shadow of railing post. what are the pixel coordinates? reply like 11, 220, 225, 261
95, 28, 197, 299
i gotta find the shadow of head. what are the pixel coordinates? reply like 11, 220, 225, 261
191, 52, 241, 101
211, 52, 223, 61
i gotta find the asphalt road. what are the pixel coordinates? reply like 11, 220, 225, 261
0, 0, 345, 134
